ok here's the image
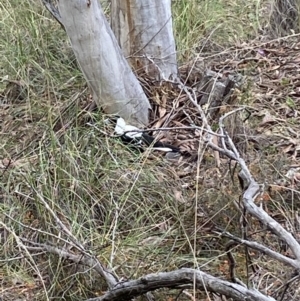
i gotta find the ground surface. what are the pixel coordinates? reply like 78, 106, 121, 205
1, 0, 300, 300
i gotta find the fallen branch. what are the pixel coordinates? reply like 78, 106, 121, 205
219, 110, 300, 262
178, 79, 300, 267
85, 268, 276, 301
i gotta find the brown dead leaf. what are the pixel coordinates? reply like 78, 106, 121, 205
159, 94, 167, 117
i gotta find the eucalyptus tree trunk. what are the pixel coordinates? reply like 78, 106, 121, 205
111, 0, 178, 81
58, 0, 150, 126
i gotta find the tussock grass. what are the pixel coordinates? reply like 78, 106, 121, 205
0, 0, 274, 300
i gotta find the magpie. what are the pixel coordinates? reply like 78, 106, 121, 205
113, 117, 180, 153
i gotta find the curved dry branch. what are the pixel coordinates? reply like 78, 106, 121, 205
85, 268, 276, 301
219, 112, 300, 262
221, 231, 299, 269
240, 168, 300, 262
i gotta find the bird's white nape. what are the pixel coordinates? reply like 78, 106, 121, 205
114, 117, 127, 135
114, 117, 142, 138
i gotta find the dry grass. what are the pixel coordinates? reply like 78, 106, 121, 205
172, 0, 262, 60
268, 0, 300, 36
1, 0, 300, 300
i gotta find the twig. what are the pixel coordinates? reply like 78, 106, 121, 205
87, 122, 114, 136
4, 211, 79, 249
220, 231, 299, 269
124, 126, 225, 137
0, 222, 50, 300
87, 122, 225, 138
22, 184, 119, 289
225, 240, 247, 287
277, 272, 300, 301
21, 239, 118, 289
109, 196, 119, 269
34, 189, 86, 252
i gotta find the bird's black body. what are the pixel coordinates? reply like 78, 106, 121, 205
113, 117, 180, 153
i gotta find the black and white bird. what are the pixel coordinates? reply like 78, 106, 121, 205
113, 117, 180, 153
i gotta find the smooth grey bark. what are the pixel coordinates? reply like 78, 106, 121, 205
58, 0, 151, 126
111, 0, 178, 80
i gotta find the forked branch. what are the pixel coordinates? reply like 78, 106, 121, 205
179, 80, 300, 266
